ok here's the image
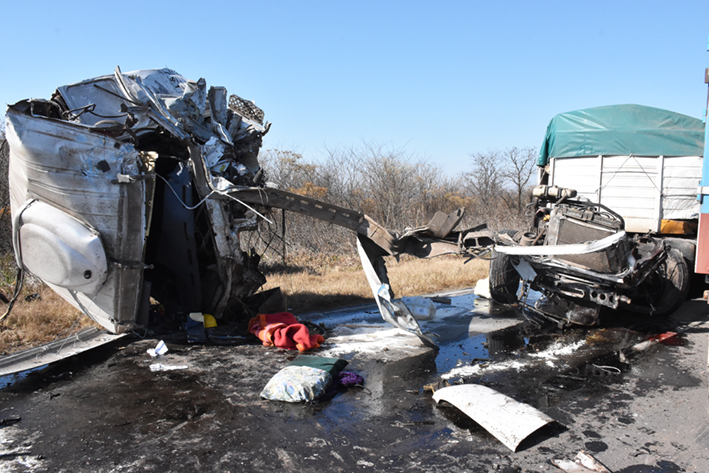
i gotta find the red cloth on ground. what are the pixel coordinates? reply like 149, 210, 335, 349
247, 312, 324, 352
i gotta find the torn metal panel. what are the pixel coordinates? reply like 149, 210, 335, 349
356, 234, 438, 348
6, 67, 272, 335
432, 384, 555, 452
15, 200, 107, 294
495, 231, 626, 256
0, 328, 126, 378
551, 451, 612, 473
6, 106, 148, 332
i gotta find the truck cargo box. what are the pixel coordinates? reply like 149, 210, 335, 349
538, 104, 705, 234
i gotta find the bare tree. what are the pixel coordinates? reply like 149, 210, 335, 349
246, 142, 538, 260
358, 142, 439, 230
464, 150, 504, 202
463, 147, 538, 231
246, 143, 464, 259
319, 145, 364, 210
259, 149, 326, 197
500, 146, 537, 216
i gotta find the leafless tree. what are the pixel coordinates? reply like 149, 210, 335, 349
247, 143, 465, 259
462, 147, 538, 231
464, 150, 504, 202
500, 146, 537, 216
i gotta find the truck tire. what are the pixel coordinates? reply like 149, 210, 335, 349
632, 248, 689, 316
489, 230, 521, 304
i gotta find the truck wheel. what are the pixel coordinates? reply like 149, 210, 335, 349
634, 248, 689, 316
489, 230, 521, 304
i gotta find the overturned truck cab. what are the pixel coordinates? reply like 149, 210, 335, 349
6, 68, 275, 333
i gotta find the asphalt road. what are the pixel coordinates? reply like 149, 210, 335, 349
0, 292, 707, 472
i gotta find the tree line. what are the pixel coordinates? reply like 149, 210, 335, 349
245, 143, 538, 261
0, 121, 537, 261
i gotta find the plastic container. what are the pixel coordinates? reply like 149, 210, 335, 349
401, 296, 437, 321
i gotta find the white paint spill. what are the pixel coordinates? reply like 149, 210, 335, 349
441, 339, 585, 379
529, 340, 585, 360
317, 326, 429, 361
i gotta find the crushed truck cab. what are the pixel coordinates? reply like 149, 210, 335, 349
6, 68, 273, 333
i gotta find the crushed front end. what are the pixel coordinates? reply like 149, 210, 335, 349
491, 187, 689, 326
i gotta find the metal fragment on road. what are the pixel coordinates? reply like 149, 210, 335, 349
551, 450, 612, 473
0, 328, 127, 378
356, 235, 438, 348
432, 384, 555, 452
149, 364, 189, 372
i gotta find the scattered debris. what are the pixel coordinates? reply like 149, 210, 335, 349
149, 363, 188, 372
551, 450, 612, 472
261, 365, 333, 402
248, 312, 324, 352
146, 340, 168, 358
473, 277, 491, 299
648, 331, 683, 346
400, 296, 437, 321
0, 416, 21, 427
432, 384, 556, 451
423, 379, 450, 393
260, 355, 354, 403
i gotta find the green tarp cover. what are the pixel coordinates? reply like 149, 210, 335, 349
537, 104, 705, 166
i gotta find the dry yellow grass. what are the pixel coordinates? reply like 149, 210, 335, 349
262, 253, 489, 313
0, 283, 98, 355
0, 253, 489, 355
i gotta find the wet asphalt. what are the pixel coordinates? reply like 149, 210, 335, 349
0, 291, 708, 472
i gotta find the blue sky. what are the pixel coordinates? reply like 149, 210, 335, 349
2, 1, 708, 174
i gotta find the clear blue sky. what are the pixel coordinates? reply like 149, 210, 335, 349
2, 1, 708, 175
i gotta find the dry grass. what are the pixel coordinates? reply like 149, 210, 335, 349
0, 252, 98, 355
261, 252, 489, 313
0, 252, 489, 355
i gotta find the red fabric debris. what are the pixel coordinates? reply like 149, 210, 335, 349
248, 312, 324, 352
648, 332, 684, 346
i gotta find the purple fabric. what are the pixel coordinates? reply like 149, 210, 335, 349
318, 372, 365, 402
339, 372, 364, 387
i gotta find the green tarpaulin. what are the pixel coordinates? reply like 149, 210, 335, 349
537, 104, 705, 166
